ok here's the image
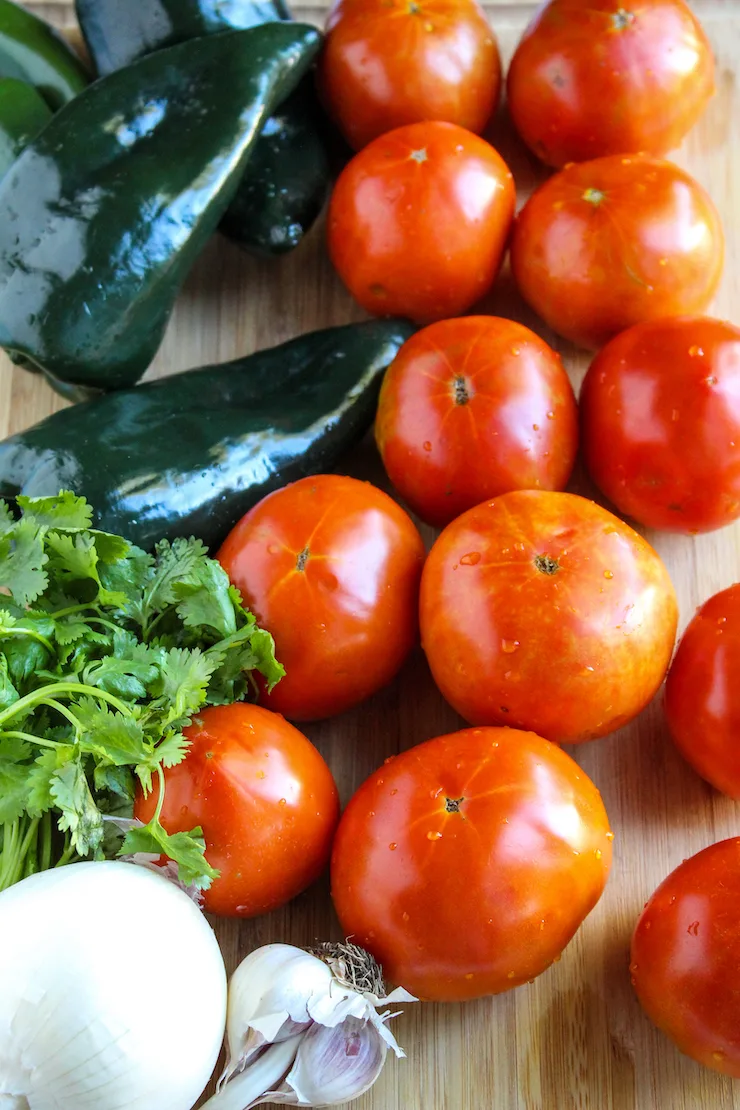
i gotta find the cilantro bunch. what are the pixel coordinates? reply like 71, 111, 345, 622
0, 492, 283, 892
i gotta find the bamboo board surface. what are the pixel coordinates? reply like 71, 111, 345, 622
11, 2, 740, 1108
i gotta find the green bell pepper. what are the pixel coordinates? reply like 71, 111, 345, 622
0, 0, 89, 110
75, 0, 331, 258
0, 319, 415, 551
0, 77, 50, 181
0, 23, 321, 400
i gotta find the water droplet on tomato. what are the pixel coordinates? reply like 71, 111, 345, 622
595, 848, 602, 860
553, 954, 562, 963
511, 347, 521, 356
689, 345, 704, 358
507, 971, 516, 979
256, 770, 266, 779
427, 831, 442, 841
402, 911, 410, 922
532, 423, 540, 431
267, 544, 280, 555
388, 842, 398, 851
514, 542, 525, 552
503, 671, 512, 679
423, 441, 432, 452
546, 411, 555, 420
501, 639, 520, 653
606, 831, 615, 841
713, 1051, 725, 1062
465, 972, 474, 980
687, 920, 700, 936
278, 798, 286, 806
460, 551, 481, 566
540, 920, 546, 930
390, 788, 398, 796
604, 570, 614, 580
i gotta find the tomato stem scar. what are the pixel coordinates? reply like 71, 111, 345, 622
445, 796, 464, 813
582, 187, 606, 206
534, 554, 560, 575
612, 8, 635, 30
409, 148, 428, 164
296, 546, 310, 571
453, 376, 471, 405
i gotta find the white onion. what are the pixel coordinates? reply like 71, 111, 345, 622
0, 862, 227, 1110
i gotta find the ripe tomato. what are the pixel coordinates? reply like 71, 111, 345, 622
664, 584, 740, 797
375, 316, 578, 528
631, 838, 740, 1076
217, 475, 425, 721
510, 155, 724, 350
420, 490, 678, 743
331, 726, 613, 1001
327, 121, 515, 324
318, 0, 501, 151
581, 317, 740, 534
507, 0, 715, 168
134, 704, 340, 918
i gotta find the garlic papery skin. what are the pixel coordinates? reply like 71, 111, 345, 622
202, 942, 416, 1109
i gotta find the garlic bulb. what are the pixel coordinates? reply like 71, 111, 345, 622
202, 942, 416, 1109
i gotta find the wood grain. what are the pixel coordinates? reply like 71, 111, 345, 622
8, 3, 740, 1108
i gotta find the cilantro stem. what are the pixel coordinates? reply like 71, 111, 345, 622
0, 626, 54, 652
55, 838, 77, 868
40, 811, 52, 871
1, 729, 61, 750
153, 765, 166, 825
46, 698, 82, 734
49, 602, 98, 619
0, 681, 133, 726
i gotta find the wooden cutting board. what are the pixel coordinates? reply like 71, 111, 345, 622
12, 3, 740, 1108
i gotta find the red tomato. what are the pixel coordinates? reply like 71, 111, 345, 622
510, 155, 724, 350
327, 121, 515, 324
217, 475, 425, 722
664, 584, 740, 797
318, 0, 501, 151
375, 316, 578, 528
507, 0, 715, 168
631, 838, 740, 1076
419, 490, 678, 743
331, 726, 613, 1001
134, 704, 339, 918
581, 317, 740, 534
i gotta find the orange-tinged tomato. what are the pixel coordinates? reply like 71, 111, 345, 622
510, 154, 724, 350
319, 0, 501, 150
581, 317, 740, 533
331, 726, 613, 1001
419, 490, 678, 743
134, 704, 340, 918
327, 121, 515, 324
375, 316, 578, 527
632, 838, 740, 1076
664, 584, 740, 797
218, 475, 425, 722
507, 0, 715, 168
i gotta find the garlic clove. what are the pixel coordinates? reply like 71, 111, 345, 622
222, 946, 333, 1082
268, 1016, 389, 1107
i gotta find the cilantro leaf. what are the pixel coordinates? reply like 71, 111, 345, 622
0, 500, 14, 536
45, 531, 100, 585
50, 760, 104, 856
89, 529, 130, 566
82, 649, 159, 701
26, 750, 58, 817
150, 647, 219, 725
17, 491, 93, 531
145, 537, 209, 615
0, 736, 32, 822
0, 516, 48, 606
121, 820, 218, 891
93, 764, 135, 801
74, 700, 152, 767
0, 654, 19, 712
175, 558, 237, 638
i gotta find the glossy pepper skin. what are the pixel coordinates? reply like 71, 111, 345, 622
0, 23, 321, 400
0, 0, 89, 110
76, 0, 331, 258
0, 77, 50, 181
0, 320, 415, 551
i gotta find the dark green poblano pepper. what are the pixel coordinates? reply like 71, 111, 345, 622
75, 0, 331, 257
0, 0, 89, 110
0, 77, 51, 182
0, 23, 321, 400
0, 320, 415, 552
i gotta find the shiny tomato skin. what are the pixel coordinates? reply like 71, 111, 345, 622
581, 317, 740, 534
507, 0, 715, 168
664, 585, 740, 797
375, 316, 578, 527
331, 726, 613, 1001
327, 121, 516, 324
319, 0, 501, 151
510, 155, 724, 350
217, 475, 425, 722
631, 838, 740, 1076
420, 490, 678, 743
134, 704, 340, 918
